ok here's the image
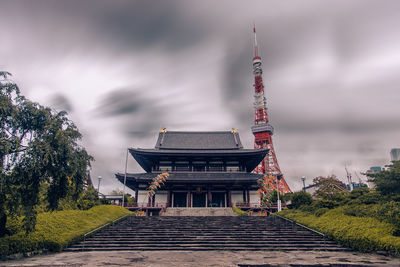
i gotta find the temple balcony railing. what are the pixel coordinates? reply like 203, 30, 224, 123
235, 202, 287, 210
234, 202, 262, 208
156, 170, 248, 173
123, 202, 168, 209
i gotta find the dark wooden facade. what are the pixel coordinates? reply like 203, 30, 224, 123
116, 130, 268, 209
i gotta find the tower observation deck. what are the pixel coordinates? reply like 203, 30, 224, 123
251, 26, 291, 194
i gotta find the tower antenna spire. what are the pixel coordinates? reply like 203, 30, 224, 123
250, 26, 292, 194
253, 23, 259, 58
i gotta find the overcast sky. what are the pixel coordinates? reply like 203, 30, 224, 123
1, 0, 400, 193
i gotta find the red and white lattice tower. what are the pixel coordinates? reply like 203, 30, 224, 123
251, 26, 292, 194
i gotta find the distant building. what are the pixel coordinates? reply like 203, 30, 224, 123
346, 182, 368, 191
369, 166, 382, 173
304, 184, 317, 196
390, 148, 400, 161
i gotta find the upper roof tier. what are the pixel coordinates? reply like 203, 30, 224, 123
155, 131, 243, 150
128, 130, 268, 173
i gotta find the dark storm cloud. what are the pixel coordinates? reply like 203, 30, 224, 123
50, 94, 73, 113
279, 118, 400, 135
97, 88, 164, 138
222, 36, 251, 101
1, 0, 211, 58
95, 1, 209, 52
99, 89, 143, 117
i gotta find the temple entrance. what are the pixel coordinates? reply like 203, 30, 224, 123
211, 192, 225, 207
192, 193, 206, 207
173, 192, 187, 207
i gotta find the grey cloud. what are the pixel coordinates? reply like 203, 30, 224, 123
50, 93, 73, 113
276, 117, 400, 135
97, 88, 164, 138
95, 1, 209, 53
1, 0, 211, 59
99, 89, 143, 117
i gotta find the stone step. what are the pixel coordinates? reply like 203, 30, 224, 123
72, 240, 337, 247
66, 216, 347, 252
68, 242, 344, 247
86, 238, 334, 244
89, 236, 324, 240
93, 230, 316, 234
65, 245, 350, 252
90, 231, 322, 237
88, 235, 327, 240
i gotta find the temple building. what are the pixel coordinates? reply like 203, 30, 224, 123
116, 129, 268, 211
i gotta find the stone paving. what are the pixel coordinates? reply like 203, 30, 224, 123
1, 250, 400, 267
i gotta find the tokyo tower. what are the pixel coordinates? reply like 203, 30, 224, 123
251, 26, 292, 194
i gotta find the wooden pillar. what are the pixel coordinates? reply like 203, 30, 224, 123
147, 194, 151, 207
135, 189, 139, 205
207, 190, 212, 207
187, 191, 191, 207
242, 188, 246, 203
152, 194, 155, 207
246, 190, 250, 206
227, 190, 232, 207
167, 190, 171, 207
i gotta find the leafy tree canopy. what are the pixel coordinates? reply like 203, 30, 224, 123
366, 161, 400, 198
312, 175, 347, 200
109, 189, 135, 205
291, 191, 313, 209
0, 72, 92, 236
110, 189, 124, 196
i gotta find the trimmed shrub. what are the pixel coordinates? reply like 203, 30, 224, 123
279, 208, 400, 255
343, 202, 400, 228
291, 191, 313, 209
0, 205, 131, 257
348, 190, 382, 205
233, 207, 248, 216
314, 208, 329, 217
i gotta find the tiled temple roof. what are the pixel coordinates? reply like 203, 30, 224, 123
155, 131, 243, 150
125, 130, 268, 173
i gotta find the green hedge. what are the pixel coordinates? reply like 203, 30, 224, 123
0, 205, 131, 257
279, 208, 400, 255
342, 202, 400, 229
232, 206, 248, 216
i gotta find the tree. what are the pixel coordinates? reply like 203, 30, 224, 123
313, 175, 347, 200
110, 189, 135, 205
0, 72, 92, 236
366, 161, 400, 198
76, 185, 101, 210
110, 189, 124, 196
264, 190, 291, 204
291, 191, 313, 209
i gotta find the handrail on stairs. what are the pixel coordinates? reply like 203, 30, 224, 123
275, 214, 325, 237
81, 213, 132, 251
274, 214, 327, 249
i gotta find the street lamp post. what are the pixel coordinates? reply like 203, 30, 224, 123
301, 176, 306, 192
122, 149, 128, 207
277, 174, 282, 212
97, 176, 102, 195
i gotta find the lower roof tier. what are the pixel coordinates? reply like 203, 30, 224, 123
129, 148, 269, 173
116, 172, 264, 187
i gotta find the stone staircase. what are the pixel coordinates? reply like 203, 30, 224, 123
65, 216, 350, 251
163, 207, 234, 216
